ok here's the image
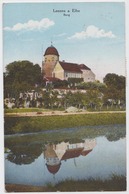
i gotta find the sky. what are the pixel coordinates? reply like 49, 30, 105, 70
3, 1, 126, 81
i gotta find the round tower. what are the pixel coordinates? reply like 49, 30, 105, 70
44, 144, 61, 175
42, 45, 59, 78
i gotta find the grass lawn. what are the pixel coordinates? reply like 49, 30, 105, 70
4, 108, 52, 113
5, 175, 126, 192
4, 112, 126, 134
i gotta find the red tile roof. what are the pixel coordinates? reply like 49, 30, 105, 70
79, 64, 91, 70
46, 163, 61, 174
44, 46, 59, 56
44, 77, 61, 81
81, 149, 92, 156
61, 147, 84, 160
60, 61, 82, 73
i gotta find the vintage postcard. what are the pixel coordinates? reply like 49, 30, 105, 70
1, 0, 128, 193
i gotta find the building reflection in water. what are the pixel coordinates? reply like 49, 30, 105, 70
44, 138, 96, 175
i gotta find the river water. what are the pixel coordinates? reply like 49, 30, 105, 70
4, 124, 126, 186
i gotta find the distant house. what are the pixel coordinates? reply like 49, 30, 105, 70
42, 45, 95, 82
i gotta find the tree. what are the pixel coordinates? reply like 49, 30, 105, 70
103, 73, 125, 90
68, 78, 83, 88
42, 90, 51, 108
103, 73, 126, 107
77, 81, 106, 92
4, 60, 42, 99
63, 91, 83, 108
84, 89, 102, 110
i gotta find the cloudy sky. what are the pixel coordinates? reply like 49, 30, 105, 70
3, 2, 125, 81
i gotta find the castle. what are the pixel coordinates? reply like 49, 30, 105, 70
44, 138, 96, 175
42, 45, 95, 82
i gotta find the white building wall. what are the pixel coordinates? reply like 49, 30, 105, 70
82, 70, 95, 82
64, 72, 82, 80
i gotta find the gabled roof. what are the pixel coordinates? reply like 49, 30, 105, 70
59, 61, 82, 73
78, 64, 91, 70
61, 147, 83, 160
81, 149, 92, 156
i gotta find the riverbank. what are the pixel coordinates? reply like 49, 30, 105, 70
4, 112, 126, 134
5, 110, 126, 117
5, 175, 126, 192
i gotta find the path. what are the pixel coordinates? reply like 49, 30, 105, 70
5, 110, 126, 117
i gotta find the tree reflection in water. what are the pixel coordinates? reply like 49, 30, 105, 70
5, 124, 125, 166
5, 138, 96, 168
6, 143, 42, 165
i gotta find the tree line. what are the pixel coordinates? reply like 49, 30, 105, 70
4, 60, 126, 110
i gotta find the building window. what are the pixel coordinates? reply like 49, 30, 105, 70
65, 73, 68, 77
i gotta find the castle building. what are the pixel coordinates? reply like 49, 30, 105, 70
43, 46, 59, 77
42, 45, 95, 82
44, 139, 96, 175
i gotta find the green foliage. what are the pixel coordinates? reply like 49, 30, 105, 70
83, 89, 102, 109
42, 90, 59, 108
5, 175, 126, 192
103, 73, 125, 89
5, 122, 125, 166
5, 124, 126, 149
5, 108, 49, 113
4, 65, 126, 110
62, 91, 82, 108
53, 175, 126, 191
68, 78, 83, 84
53, 80, 69, 88
103, 73, 125, 104
77, 81, 106, 92
4, 113, 126, 134
4, 60, 42, 98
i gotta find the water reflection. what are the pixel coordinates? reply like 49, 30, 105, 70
44, 139, 96, 175
5, 124, 126, 167
5, 124, 126, 186
5, 136, 126, 186
6, 143, 42, 165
